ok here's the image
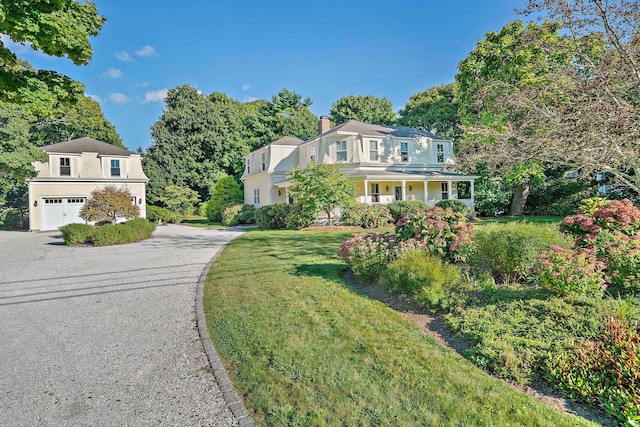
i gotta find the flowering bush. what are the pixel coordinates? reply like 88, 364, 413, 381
545, 314, 640, 425
340, 204, 392, 228
561, 198, 640, 246
598, 234, 640, 295
338, 232, 425, 282
534, 245, 606, 298
395, 207, 474, 263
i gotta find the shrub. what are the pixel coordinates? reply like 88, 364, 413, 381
534, 246, 606, 298
206, 176, 243, 222
285, 202, 315, 230
92, 218, 155, 246
340, 204, 392, 228
598, 233, 640, 295
146, 205, 173, 224
545, 314, 640, 425
395, 207, 474, 263
0, 208, 23, 230
338, 232, 425, 282
435, 199, 473, 218
381, 250, 461, 312
562, 198, 640, 246
81, 185, 139, 225
474, 175, 511, 217
472, 222, 571, 281
222, 204, 256, 226
60, 223, 95, 245
255, 204, 290, 229
387, 200, 429, 223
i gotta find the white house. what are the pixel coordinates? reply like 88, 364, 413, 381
242, 117, 478, 211
27, 137, 149, 231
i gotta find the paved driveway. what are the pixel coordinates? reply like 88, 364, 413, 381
0, 225, 243, 426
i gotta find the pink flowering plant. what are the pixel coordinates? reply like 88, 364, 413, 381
598, 234, 640, 294
535, 245, 606, 298
338, 232, 425, 282
395, 207, 474, 263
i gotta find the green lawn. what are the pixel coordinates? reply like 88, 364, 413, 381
203, 229, 596, 426
178, 216, 224, 228
473, 215, 564, 226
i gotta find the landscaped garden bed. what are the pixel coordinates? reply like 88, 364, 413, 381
204, 229, 598, 426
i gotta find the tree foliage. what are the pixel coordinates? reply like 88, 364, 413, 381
329, 95, 396, 125
159, 185, 200, 215
261, 88, 317, 141
205, 176, 243, 222
0, 0, 105, 116
288, 163, 355, 224
80, 186, 139, 225
397, 83, 461, 139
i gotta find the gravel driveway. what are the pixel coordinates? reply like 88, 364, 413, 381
0, 225, 243, 426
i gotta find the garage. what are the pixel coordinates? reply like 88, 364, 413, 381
41, 197, 86, 231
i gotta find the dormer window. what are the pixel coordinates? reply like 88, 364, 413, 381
437, 144, 444, 163
336, 140, 347, 162
246, 159, 251, 174
59, 157, 71, 176
309, 146, 316, 163
369, 140, 379, 161
110, 159, 121, 177
261, 153, 266, 171
400, 142, 409, 162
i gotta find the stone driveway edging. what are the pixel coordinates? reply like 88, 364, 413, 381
196, 229, 257, 427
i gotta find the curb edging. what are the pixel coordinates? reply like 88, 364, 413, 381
196, 231, 257, 427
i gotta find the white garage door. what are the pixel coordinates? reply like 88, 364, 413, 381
42, 198, 86, 231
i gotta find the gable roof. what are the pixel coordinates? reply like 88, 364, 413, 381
271, 136, 304, 146
41, 137, 134, 156
314, 120, 447, 141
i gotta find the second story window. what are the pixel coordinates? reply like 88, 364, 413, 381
369, 140, 379, 161
336, 140, 347, 162
437, 144, 444, 163
110, 159, 121, 177
261, 153, 266, 171
400, 142, 409, 162
59, 157, 71, 176
246, 159, 251, 174
309, 146, 316, 163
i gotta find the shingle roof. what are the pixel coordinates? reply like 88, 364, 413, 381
41, 137, 134, 156
314, 120, 447, 140
271, 136, 304, 146
344, 169, 478, 179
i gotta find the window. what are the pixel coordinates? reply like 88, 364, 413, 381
110, 159, 121, 177
371, 183, 380, 203
261, 153, 266, 171
336, 140, 347, 162
246, 159, 251, 174
441, 182, 449, 200
400, 142, 409, 162
68, 198, 85, 204
309, 146, 316, 163
437, 144, 444, 163
59, 157, 71, 176
130, 196, 137, 205
369, 140, 379, 161
253, 188, 260, 205
457, 181, 471, 199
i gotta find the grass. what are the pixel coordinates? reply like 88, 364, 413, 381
178, 216, 224, 228
203, 229, 597, 426
473, 215, 563, 226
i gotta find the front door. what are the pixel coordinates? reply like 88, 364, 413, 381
395, 186, 402, 201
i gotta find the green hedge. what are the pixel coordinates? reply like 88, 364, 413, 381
61, 218, 155, 246
387, 200, 429, 223
60, 223, 95, 245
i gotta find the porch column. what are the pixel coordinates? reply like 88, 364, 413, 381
470, 180, 476, 212
364, 180, 369, 205
423, 180, 429, 204
401, 181, 406, 201
447, 180, 452, 200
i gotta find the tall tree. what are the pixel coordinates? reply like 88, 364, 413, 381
397, 83, 461, 140
32, 96, 123, 147
261, 88, 317, 143
456, 20, 585, 214
329, 95, 396, 125
0, 0, 105, 116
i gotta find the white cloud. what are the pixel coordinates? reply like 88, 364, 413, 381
242, 83, 251, 91
135, 45, 156, 57
144, 88, 168, 103
86, 94, 102, 104
109, 93, 129, 104
244, 96, 258, 102
115, 51, 132, 61
103, 67, 123, 79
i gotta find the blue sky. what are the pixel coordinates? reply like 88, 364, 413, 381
10, 0, 528, 151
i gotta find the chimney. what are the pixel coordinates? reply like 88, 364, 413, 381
318, 115, 331, 134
